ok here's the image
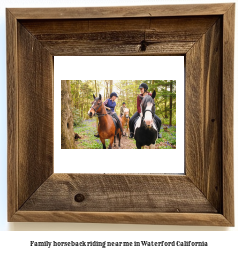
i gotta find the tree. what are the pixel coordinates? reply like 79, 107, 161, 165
109, 80, 113, 94
61, 80, 76, 149
169, 80, 173, 126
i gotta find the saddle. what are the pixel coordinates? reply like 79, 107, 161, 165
106, 110, 119, 132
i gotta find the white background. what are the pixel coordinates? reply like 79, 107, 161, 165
0, 0, 237, 253
54, 56, 184, 173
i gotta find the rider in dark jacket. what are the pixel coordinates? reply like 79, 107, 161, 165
129, 83, 161, 138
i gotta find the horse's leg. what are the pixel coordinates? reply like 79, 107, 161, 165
136, 141, 141, 149
114, 135, 117, 147
118, 131, 121, 147
100, 138, 106, 149
108, 136, 114, 149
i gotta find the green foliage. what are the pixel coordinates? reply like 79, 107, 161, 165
74, 119, 109, 149
70, 80, 95, 121
70, 80, 176, 129
156, 126, 176, 148
144, 80, 176, 126
72, 108, 84, 127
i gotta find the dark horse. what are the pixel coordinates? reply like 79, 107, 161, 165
88, 94, 122, 149
134, 90, 158, 149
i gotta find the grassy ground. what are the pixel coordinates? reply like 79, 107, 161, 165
74, 119, 109, 149
156, 125, 176, 149
74, 118, 176, 149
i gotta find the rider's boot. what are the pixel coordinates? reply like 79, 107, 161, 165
94, 133, 100, 137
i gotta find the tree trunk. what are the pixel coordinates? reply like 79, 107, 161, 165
169, 81, 173, 126
110, 80, 113, 94
95, 80, 98, 97
61, 80, 76, 149
105, 80, 109, 98
165, 82, 168, 118
95, 80, 99, 129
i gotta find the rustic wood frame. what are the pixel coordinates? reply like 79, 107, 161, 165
7, 4, 234, 226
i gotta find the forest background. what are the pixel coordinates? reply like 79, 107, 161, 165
70, 80, 176, 127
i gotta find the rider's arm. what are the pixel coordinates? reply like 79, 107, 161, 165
120, 106, 124, 115
137, 95, 142, 113
103, 99, 111, 110
103, 99, 108, 106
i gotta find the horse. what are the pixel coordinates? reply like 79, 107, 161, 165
88, 94, 122, 149
134, 90, 158, 149
121, 108, 130, 136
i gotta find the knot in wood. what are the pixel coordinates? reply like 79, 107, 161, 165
140, 40, 148, 52
74, 193, 85, 202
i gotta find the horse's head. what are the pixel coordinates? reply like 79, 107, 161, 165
140, 90, 156, 127
123, 108, 129, 119
88, 94, 102, 118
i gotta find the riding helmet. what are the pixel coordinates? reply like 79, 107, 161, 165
139, 83, 148, 91
122, 102, 125, 105
110, 92, 118, 98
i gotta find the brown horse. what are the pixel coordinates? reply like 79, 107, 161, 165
88, 94, 122, 149
121, 108, 130, 136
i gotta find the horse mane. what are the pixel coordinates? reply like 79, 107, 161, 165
141, 95, 153, 104
141, 95, 154, 110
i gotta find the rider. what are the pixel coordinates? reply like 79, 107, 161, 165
129, 83, 161, 138
94, 92, 125, 137
120, 102, 126, 117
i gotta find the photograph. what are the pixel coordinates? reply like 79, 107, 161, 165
61, 80, 176, 150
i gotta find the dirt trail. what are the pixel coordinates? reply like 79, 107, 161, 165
113, 135, 136, 149
113, 135, 169, 149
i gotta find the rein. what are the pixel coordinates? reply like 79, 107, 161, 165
141, 99, 155, 125
96, 112, 107, 117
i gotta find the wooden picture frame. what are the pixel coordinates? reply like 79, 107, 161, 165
7, 3, 234, 226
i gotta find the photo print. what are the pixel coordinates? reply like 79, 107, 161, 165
61, 80, 176, 150
54, 56, 184, 173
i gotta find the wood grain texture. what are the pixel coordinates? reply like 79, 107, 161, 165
38, 41, 193, 56
20, 174, 217, 213
20, 17, 218, 34
186, 18, 223, 212
11, 211, 232, 226
7, 9, 18, 221
19, 17, 218, 56
18, 23, 54, 208
8, 4, 233, 19
222, 4, 235, 226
